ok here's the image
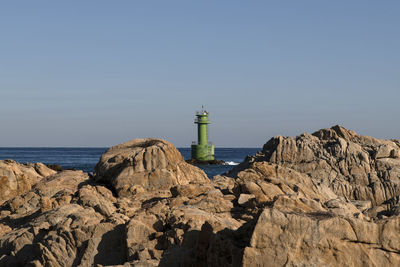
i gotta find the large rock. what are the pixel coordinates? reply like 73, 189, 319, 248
94, 138, 209, 196
2, 127, 400, 266
235, 125, 400, 215
243, 208, 400, 266
0, 170, 91, 235
0, 160, 56, 205
0, 170, 127, 266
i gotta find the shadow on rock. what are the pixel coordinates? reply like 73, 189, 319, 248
158, 213, 261, 267
93, 224, 127, 266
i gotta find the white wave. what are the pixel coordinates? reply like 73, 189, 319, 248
225, 161, 239, 166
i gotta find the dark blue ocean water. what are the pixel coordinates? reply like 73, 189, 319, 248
0, 147, 260, 178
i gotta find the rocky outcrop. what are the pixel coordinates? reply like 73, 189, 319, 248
0, 170, 125, 266
228, 125, 400, 266
232, 125, 400, 216
0, 139, 223, 266
243, 209, 400, 266
0, 160, 56, 205
1, 130, 400, 266
94, 138, 209, 196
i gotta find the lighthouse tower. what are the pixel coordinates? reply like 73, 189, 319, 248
191, 107, 215, 161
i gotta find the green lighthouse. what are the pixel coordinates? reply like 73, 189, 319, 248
191, 107, 215, 161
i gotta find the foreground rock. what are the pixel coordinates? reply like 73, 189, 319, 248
0, 160, 56, 205
243, 209, 400, 266
1, 129, 400, 266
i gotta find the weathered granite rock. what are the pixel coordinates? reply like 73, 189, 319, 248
1, 129, 400, 266
1, 170, 89, 217
0, 170, 128, 266
242, 208, 400, 266
94, 138, 209, 196
234, 125, 400, 215
237, 194, 255, 207
0, 140, 235, 266
0, 160, 56, 205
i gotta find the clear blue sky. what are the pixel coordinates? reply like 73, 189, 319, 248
1, 1, 399, 147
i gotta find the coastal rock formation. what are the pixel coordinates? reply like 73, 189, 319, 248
238, 125, 400, 217
1, 129, 400, 266
229, 125, 400, 266
243, 209, 400, 266
94, 138, 209, 196
0, 170, 124, 266
0, 160, 56, 205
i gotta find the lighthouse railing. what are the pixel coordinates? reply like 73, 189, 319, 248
196, 111, 209, 116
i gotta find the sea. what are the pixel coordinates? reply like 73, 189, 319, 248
0, 147, 260, 178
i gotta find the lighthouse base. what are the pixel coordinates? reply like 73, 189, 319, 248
191, 144, 215, 161
186, 158, 225, 165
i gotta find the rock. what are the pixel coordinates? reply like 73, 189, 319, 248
170, 183, 214, 198
324, 198, 362, 218
77, 184, 117, 217
234, 125, 400, 214
232, 161, 338, 204
351, 200, 372, 212
3, 170, 89, 216
31, 163, 58, 177
0, 160, 56, 205
2, 126, 400, 266
0, 204, 105, 266
238, 194, 255, 206
242, 208, 400, 266
126, 217, 158, 261
186, 189, 234, 213
211, 175, 237, 195
45, 164, 65, 172
0, 169, 127, 267
94, 138, 209, 196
